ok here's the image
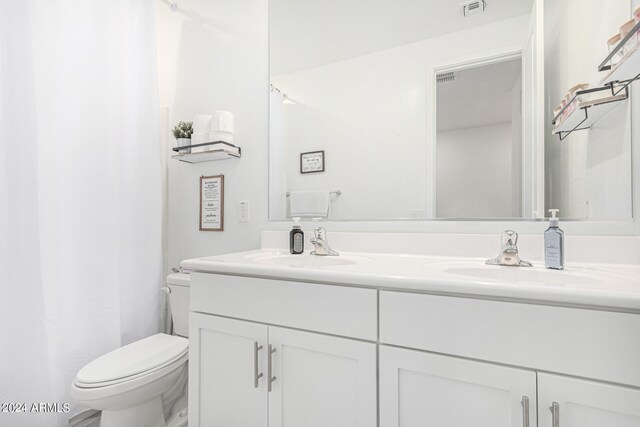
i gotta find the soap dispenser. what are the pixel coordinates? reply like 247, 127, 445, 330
544, 209, 564, 270
290, 217, 304, 254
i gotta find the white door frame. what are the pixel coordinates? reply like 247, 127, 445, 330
427, 47, 526, 219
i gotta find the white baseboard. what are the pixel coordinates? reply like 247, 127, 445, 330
68, 409, 100, 427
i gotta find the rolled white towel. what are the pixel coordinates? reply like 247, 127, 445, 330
289, 190, 331, 218
211, 111, 235, 143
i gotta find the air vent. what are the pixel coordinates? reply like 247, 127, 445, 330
461, 0, 486, 16
436, 72, 456, 84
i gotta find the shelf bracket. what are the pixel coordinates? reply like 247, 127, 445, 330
606, 77, 637, 97
556, 108, 590, 141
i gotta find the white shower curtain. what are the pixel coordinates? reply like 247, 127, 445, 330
0, 1, 163, 426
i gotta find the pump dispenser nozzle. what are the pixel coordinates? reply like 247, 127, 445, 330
548, 209, 560, 227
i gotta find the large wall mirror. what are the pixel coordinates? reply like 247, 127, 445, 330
269, 0, 634, 221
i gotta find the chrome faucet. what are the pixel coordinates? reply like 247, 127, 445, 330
486, 230, 532, 267
310, 227, 339, 256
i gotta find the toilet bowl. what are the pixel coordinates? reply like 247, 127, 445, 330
71, 273, 191, 427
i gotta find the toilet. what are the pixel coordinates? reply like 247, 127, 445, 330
71, 273, 191, 427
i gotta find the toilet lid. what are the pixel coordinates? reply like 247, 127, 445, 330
166, 272, 190, 287
76, 334, 188, 385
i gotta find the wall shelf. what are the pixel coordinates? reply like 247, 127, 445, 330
552, 23, 638, 141
600, 44, 640, 95
552, 86, 628, 141
598, 21, 640, 95
171, 140, 241, 163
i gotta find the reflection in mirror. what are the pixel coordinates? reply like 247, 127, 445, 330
544, 0, 632, 220
436, 57, 523, 218
269, 0, 634, 222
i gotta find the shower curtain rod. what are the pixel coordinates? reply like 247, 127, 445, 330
161, 0, 178, 11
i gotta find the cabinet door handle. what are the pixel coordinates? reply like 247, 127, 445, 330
254, 341, 263, 388
267, 344, 277, 392
521, 396, 529, 427
550, 402, 560, 427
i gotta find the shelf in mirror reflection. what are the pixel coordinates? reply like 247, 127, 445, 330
599, 20, 640, 87
552, 86, 628, 141
601, 43, 640, 88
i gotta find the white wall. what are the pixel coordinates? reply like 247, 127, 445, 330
156, 0, 269, 269
437, 123, 514, 217
271, 15, 529, 220
544, 0, 633, 219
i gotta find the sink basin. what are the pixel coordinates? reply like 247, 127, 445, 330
424, 260, 636, 286
246, 252, 372, 268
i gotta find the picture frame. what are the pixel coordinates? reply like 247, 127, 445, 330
199, 175, 224, 231
300, 150, 325, 174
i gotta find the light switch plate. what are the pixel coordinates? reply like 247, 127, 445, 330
238, 201, 249, 223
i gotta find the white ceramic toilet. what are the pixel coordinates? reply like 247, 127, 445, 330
71, 273, 191, 427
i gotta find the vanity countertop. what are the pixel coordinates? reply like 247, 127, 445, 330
181, 249, 640, 312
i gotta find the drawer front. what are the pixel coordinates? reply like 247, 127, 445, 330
191, 273, 377, 341
380, 290, 640, 387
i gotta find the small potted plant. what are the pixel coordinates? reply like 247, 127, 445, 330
172, 121, 193, 154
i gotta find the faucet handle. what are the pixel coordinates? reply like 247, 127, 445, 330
487, 229, 531, 267
314, 227, 326, 240
501, 230, 518, 249
310, 226, 339, 256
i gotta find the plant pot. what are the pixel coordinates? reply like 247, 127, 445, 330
176, 138, 191, 154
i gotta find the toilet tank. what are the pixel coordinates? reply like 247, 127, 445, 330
166, 273, 191, 337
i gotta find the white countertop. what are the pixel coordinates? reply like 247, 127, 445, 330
182, 249, 640, 312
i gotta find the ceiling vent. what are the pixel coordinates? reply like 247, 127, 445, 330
461, 0, 486, 16
436, 71, 456, 84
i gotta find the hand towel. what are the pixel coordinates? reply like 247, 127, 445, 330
289, 190, 331, 218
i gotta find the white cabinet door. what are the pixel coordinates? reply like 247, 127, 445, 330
268, 327, 377, 427
379, 346, 537, 427
189, 313, 268, 427
538, 373, 640, 427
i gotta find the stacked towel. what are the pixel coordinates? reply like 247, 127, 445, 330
210, 111, 235, 144
289, 190, 331, 218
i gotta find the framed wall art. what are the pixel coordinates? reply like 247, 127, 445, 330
199, 175, 224, 231
300, 150, 325, 174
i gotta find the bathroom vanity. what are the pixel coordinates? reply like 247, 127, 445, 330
183, 249, 640, 427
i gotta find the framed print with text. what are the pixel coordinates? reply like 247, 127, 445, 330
199, 175, 224, 231
300, 150, 325, 174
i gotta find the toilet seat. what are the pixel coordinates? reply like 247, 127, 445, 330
74, 334, 188, 388
74, 348, 188, 389
71, 352, 188, 403
71, 334, 189, 405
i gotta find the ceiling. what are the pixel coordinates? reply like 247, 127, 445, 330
270, 0, 534, 76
